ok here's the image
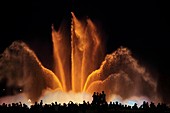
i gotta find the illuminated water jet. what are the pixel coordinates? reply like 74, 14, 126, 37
0, 41, 63, 102
51, 12, 157, 103
71, 12, 104, 92
0, 12, 158, 105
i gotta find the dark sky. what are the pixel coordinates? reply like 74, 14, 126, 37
0, 0, 170, 102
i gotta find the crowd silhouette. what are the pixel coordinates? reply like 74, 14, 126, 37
0, 91, 170, 113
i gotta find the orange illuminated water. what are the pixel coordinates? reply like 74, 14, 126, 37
0, 12, 158, 105
52, 12, 104, 92
51, 12, 157, 102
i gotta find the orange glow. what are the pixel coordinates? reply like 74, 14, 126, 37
71, 12, 104, 92
52, 26, 67, 91
52, 12, 104, 92
51, 12, 157, 103
52, 24, 71, 91
0, 13, 158, 104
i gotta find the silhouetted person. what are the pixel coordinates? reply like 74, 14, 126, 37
40, 100, 43, 106
100, 91, 106, 104
150, 102, 156, 110
141, 101, 149, 110
132, 103, 138, 110
0, 92, 170, 113
92, 92, 97, 104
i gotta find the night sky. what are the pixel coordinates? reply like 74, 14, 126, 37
0, 0, 170, 103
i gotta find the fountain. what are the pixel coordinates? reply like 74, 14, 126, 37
0, 12, 158, 105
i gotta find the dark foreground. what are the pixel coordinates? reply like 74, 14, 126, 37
0, 91, 170, 113
1, 100, 170, 113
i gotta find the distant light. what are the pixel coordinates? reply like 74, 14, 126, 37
2, 89, 5, 91
126, 100, 137, 106
19, 89, 22, 92
28, 99, 31, 103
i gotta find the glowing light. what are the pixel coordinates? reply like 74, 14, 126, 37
51, 12, 157, 104
126, 100, 137, 106
71, 12, 104, 92
28, 99, 31, 103
52, 12, 104, 93
0, 41, 63, 103
0, 12, 158, 105
40, 90, 92, 105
